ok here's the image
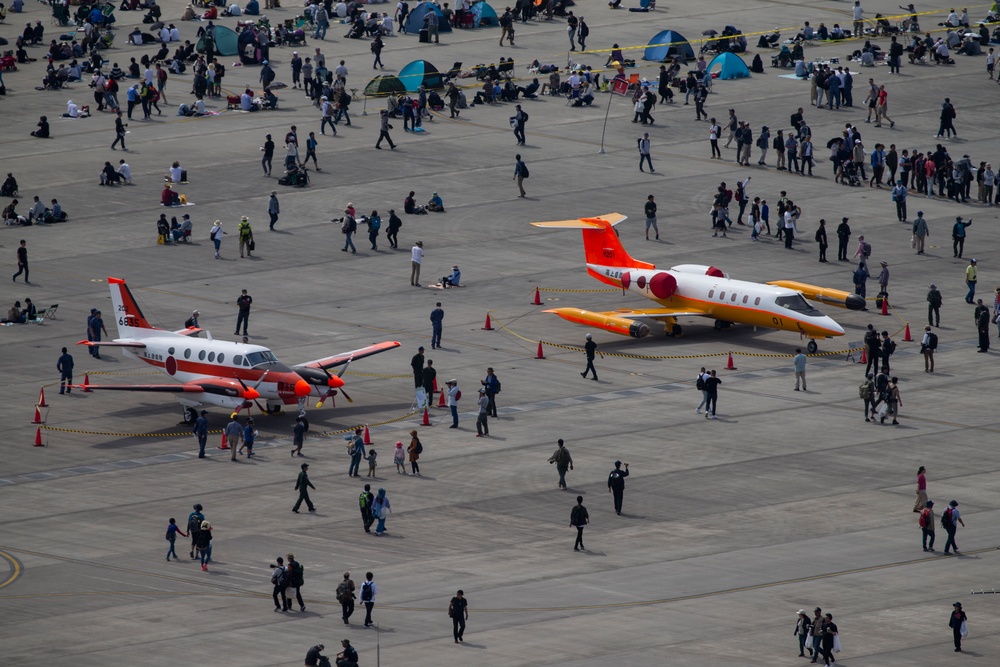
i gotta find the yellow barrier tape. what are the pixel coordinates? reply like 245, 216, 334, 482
344, 371, 412, 379
538, 286, 619, 294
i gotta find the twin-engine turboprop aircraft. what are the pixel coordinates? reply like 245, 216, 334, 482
72, 278, 400, 422
531, 214, 865, 352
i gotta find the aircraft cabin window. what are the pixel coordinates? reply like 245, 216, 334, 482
198, 350, 206, 360
184, 349, 191, 359
168, 347, 175, 355
743, 295, 748, 304
731, 293, 737, 302
719, 291, 725, 300
217, 354, 225, 363
234, 355, 243, 365
708, 290, 714, 298
208, 352, 216, 362
755, 297, 761, 306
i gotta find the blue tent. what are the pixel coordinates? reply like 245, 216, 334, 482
398, 59, 444, 91
642, 30, 695, 62
404, 2, 453, 34
707, 52, 750, 79
474, 1, 498, 27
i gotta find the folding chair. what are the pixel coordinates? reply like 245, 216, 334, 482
34, 304, 58, 323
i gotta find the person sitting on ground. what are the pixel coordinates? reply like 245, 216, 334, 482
30, 116, 50, 138
0, 173, 17, 198
117, 159, 132, 183
427, 192, 445, 212
101, 161, 123, 185
442, 265, 461, 287
48, 198, 67, 222
2, 199, 23, 225
21, 298, 37, 322
4, 301, 23, 324
27, 196, 46, 224
244, 0, 259, 15
168, 161, 187, 183
157, 214, 171, 243
404, 190, 426, 214
63, 100, 79, 118
161, 182, 180, 204
181, 3, 196, 20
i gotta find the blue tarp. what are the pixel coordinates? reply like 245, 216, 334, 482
404, 2, 453, 34
642, 29, 695, 62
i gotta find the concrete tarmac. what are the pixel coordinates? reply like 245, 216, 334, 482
2, 1, 999, 665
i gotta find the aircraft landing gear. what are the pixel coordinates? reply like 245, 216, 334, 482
713, 319, 733, 330
183, 406, 198, 425
667, 323, 683, 337
807, 340, 819, 354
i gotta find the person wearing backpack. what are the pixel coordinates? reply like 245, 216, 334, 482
358, 483, 375, 532
942, 499, 965, 555
921, 326, 937, 372
337, 571, 357, 624
858, 373, 876, 422
165, 517, 188, 561
548, 439, 574, 489
269, 555, 290, 611
607, 460, 629, 515
482, 367, 501, 417
286, 553, 306, 612
360, 571, 377, 627
695, 367, 711, 414
187, 504, 204, 559
514, 154, 528, 197
919, 500, 936, 552
879, 331, 896, 372
372, 488, 391, 536
512, 104, 527, 145
408, 430, 423, 474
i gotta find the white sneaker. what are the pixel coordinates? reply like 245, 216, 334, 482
695, 409, 702, 414
710, 415, 718, 420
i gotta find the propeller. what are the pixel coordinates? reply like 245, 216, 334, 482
317, 363, 352, 404
236, 377, 267, 414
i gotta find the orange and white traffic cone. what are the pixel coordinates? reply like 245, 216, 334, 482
438, 388, 447, 408
881, 295, 890, 316
363, 424, 372, 445
726, 352, 737, 370
421, 407, 431, 426
535, 341, 545, 359
903, 323, 912, 341
37, 386, 48, 408
33, 426, 44, 447
218, 432, 229, 450
532, 288, 542, 306
32, 405, 43, 424
82, 373, 92, 392
482, 313, 494, 330
860, 347, 867, 365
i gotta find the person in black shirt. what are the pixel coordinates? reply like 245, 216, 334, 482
570, 496, 589, 551
335, 639, 358, 667
644, 194, 659, 240
411, 346, 425, 388
448, 590, 469, 643
704, 370, 722, 419
607, 460, 629, 514
581, 334, 602, 380
12, 239, 28, 284
57, 346, 74, 394
261, 133, 274, 176
819, 613, 838, 666
304, 644, 326, 667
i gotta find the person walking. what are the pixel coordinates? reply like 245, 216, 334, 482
111, 111, 128, 150
912, 211, 928, 254
286, 553, 306, 612
261, 133, 274, 176
164, 517, 187, 561
448, 590, 469, 643
410, 240, 423, 286
375, 109, 396, 149
293, 463, 316, 513
949, 602, 968, 651
816, 219, 828, 262
705, 369, 722, 419
57, 347, 74, 395
921, 326, 937, 372
965, 257, 977, 303
927, 283, 942, 326
795, 610, 814, 658
882, 376, 902, 425
407, 430, 422, 474
942, 499, 966, 555
912, 465, 929, 513
708, 118, 721, 158
695, 366, 711, 413
644, 194, 659, 240
225, 416, 242, 461
937, 97, 957, 138
186, 504, 205, 560
475, 387, 490, 437
607, 460, 629, 515
347, 428, 365, 477
341, 208, 358, 254
512, 104, 527, 145
638, 133, 654, 173
793, 348, 807, 391
291, 416, 307, 457
430, 301, 444, 348
581, 333, 602, 380
859, 373, 876, 421
372, 34, 385, 69
337, 571, 357, 623
270, 556, 290, 611
514, 154, 528, 197
446, 379, 460, 427
548, 439, 574, 489
192, 410, 209, 458
235, 288, 252, 336
819, 613, 839, 666
808, 608, 825, 662
386, 209, 402, 249
195, 521, 212, 571
239, 417, 257, 458
891, 179, 907, 220
360, 571, 377, 627
359, 484, 375, 533
570, 495, 589, 551
12, 239, 29, 284
919, 500, 936, 551
953, 217, 972, 259
267, 191, 280, 230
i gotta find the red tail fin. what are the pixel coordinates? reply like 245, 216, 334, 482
579, 217, 653, 270
108, 277, 156, 336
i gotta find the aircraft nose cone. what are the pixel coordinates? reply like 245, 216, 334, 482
243, 387, 260, 400
824, 316, 845, 335
327, 375, 345, 388
294, 379, 312, 397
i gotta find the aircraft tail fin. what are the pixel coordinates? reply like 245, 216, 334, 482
107, 277, 159, 338
531, 214, 654, 272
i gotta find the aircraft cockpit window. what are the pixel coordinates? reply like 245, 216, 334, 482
775, 294, 821, 315
246, 351, 279, 366
233, 355, 243, 365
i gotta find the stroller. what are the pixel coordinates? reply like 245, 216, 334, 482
278, 165, 309, 187
841, 160, 862, 187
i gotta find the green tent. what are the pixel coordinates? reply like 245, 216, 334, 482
365, 74, 407, 97
197, 25, 240, 57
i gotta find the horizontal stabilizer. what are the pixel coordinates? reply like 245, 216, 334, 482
531, 213, 627, 229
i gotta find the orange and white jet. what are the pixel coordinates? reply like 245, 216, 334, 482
72, 278, 400, 422
531, 214, 864, 352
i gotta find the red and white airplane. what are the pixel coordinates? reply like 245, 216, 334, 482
531, 214, 865, 352
73, 278, 401, 422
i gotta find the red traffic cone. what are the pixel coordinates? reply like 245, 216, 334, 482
532, 288, 542, 306
438, 388, 447, 408
421, 407, 431, 426
881, 295, 890, 316
37, 386, 49, 408
33, 426, 44, 447
903, 323, 913, 341
726, 352, 737, 370
535, 341, 545, 359
363, 424, 372, 445
860, 347, 867, 365
482, 313, 494, 330
218, 431, 229, 450
32, 405, 43, 424
82, 373, 92, 393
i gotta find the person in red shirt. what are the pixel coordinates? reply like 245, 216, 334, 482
913, 465, 927, 512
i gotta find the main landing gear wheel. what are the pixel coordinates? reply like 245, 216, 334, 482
713, 319, 732, 330
807, 340, 818, 354
668, 324, 683, 337
183, 406, 198, 424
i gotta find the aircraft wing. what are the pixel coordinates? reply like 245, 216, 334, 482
69, 377, 252, 399
295, 341, 401, 371
544, 307, 712, 339
603, 307, 711, 320
75, 340, 147, 348
171, 327, 203, 337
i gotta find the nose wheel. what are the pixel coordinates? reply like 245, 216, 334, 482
807, 340, 818, 354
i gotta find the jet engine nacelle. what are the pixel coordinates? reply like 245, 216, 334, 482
670, 264, 729, 279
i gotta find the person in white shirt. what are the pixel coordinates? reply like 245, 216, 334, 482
144, 67, 154, 86
193, 98, 206, 115
159, 26, 170, 43
568, 72, 581, 91
169, 25, 181, 41
117, 160, 132, 182
334, 60, 348, 80
410, 240, 423, 286
694, 367, 712, 413
945, 9, 959, 27
169, 162, 184, 183
64, 100, 79, 118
